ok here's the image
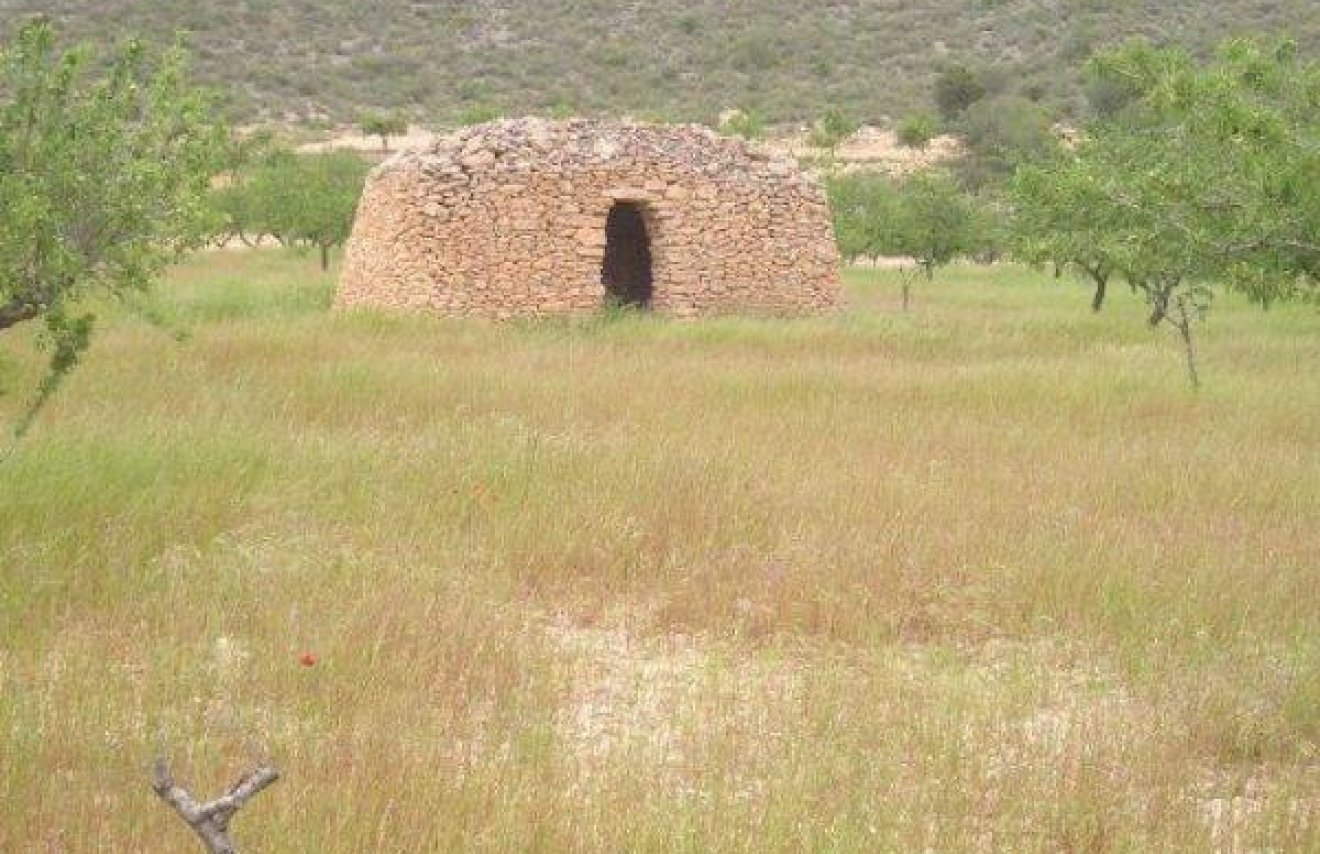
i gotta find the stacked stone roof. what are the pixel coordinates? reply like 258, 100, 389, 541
383, 118, 807, 185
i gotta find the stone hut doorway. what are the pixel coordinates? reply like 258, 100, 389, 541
601, 201, 654, 308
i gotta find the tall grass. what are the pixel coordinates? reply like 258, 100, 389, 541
1, 251, 1316, 851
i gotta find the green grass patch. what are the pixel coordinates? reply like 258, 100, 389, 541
0, 250, 1316, 850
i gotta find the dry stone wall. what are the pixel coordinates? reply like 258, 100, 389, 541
336, 118, 841, 318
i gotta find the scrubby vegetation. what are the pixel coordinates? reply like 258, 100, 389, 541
9, 0, 1319, 123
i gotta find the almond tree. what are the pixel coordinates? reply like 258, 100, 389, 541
0, 20, 222, 434
359, 111, 408, 152
1010, 154, 1120, 312
890, 172, 987, 294
248, 152, 369, 270
1012, 38, 1319, 387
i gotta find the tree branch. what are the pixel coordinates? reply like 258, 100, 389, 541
152, 759, 279, 854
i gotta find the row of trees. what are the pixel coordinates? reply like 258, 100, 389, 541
832, 38, 1318, 386
1013, 39, 1318, 385
210, 147, 368, 270
829, 172, 993, 310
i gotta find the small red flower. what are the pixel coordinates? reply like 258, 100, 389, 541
299, 651, 318, 667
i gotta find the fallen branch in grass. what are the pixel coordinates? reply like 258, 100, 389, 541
151, 759, 279, 854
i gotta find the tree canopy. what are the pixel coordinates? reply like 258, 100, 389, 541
1012, 37, 1319, 385
359, 111, 408, 152
828, 173, 900, 263
242, 152, 370, 270
0, 20, 222, 433
808, 107, 859, 155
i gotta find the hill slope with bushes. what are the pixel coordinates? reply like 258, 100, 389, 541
5, 0, 1317, 123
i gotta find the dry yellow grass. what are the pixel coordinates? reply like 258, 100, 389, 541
0, 251, 1316, 851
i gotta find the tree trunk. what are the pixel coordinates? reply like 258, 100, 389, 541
1174, 297, 1201, 390
1089, 270, 1109, 312
1144, 278, 1176, 328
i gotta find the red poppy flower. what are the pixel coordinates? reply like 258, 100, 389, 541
299, 651, 318, 667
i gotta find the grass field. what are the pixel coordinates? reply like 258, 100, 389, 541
1, 251, 1316, 851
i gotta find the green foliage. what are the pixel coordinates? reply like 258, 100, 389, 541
13, 309, 95, 439
546, 101, 577, 120
221, 127, 277, 180
934, 63, 988, 121
891, 172, 989, 280
957, 95, 1060, 189
830, 170, 991, 310
1009, 154, 1119, 312
246, 152, 370, 269
896, 111, 940, 149
718, 108, 765, 141
209, 181, 261, 247
1095, 39, 1318, 300
0, 20, 222, 434
209, 136, 293, 246
359, 110, 408, 151
1012, 37, 1320, 386
831, 171, 990, 274
808, 107, 859, 153
459, 103, 502, 126
1083, 55, 1151, 121
828, 174, 901, 262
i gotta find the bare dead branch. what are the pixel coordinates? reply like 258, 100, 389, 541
152, 758, 279, 854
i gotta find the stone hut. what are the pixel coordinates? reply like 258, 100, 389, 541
336, 118, 841, 318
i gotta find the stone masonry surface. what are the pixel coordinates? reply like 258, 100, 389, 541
336, 118, 842, 318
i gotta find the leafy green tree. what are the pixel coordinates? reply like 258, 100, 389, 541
209, 132, 285, 246
0, 20, 222, 435
1012, 38, 1319, 387
827, 173, 901, 262
248, 152, 369, 270
1100, 39, 1319, 301
830, 171, 989, 309
1010, 158, 1118, 312
958, 95, 1059, 189
934, 63, 987, 121
220, 127, 277, 182
892, 172, 987, 282
809, 107, 859, 158
896, 111, 940, 149
359, 110, 408, 152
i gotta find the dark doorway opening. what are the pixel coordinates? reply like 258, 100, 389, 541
601, 202, 653, 308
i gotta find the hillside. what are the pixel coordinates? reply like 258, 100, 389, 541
5, 0, 1318, 124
